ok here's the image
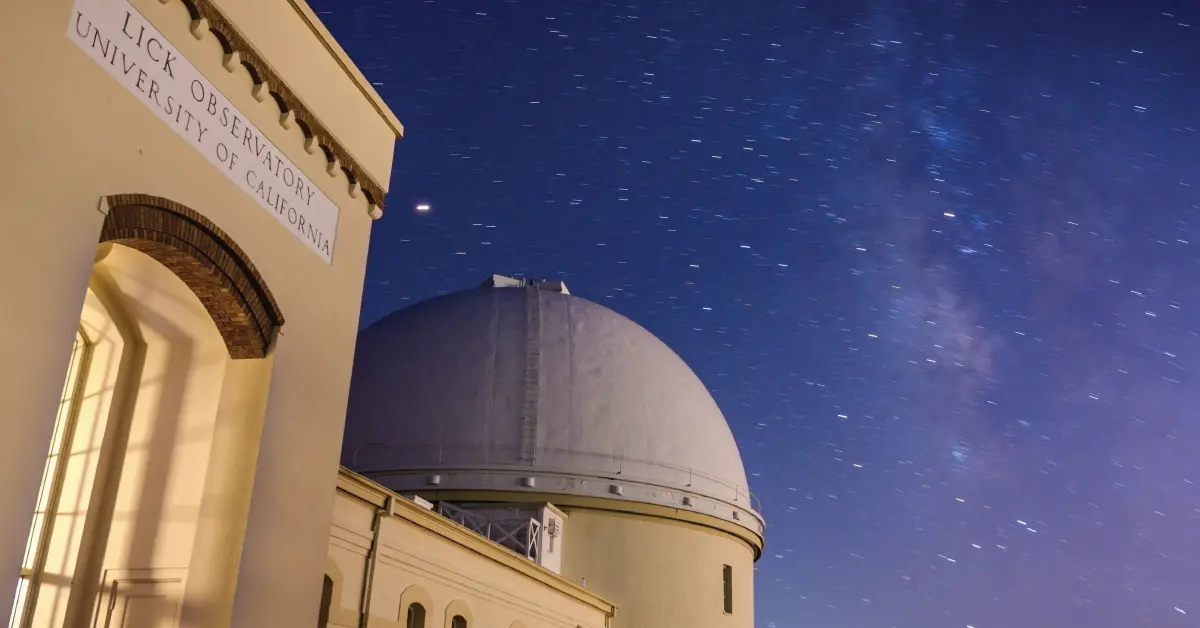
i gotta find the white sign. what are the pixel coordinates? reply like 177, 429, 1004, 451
68, 0, 339, 263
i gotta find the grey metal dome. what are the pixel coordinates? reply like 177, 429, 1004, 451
342, 275, 762, 536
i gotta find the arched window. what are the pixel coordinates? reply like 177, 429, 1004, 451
317, 574, 333, 627
450, 616, 468, 628
406, 603, 426, 628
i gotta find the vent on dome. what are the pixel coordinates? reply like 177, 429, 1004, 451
479, 274, 570, 295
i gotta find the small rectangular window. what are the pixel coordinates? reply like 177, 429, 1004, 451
722, 564, 733, 614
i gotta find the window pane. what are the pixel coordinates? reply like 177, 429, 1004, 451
20, 515, 44, 572
9, 578, 30, 627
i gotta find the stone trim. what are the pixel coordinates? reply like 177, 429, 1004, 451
101, 194, 285, 360
166, 0, 389, 211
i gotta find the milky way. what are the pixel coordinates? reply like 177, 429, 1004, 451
313, 1, 1200, 625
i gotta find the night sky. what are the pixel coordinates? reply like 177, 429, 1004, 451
311, 1, 1200, 626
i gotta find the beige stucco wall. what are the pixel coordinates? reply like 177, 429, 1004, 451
328, 472, 615, 628
0, 0, 399, 626
559, 509, 757, 628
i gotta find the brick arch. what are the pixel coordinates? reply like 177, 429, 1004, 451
99, 194, 284, 359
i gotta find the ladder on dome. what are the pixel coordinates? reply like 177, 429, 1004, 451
519, 286, 541, 464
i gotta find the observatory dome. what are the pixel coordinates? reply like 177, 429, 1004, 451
343, 276, 762, 536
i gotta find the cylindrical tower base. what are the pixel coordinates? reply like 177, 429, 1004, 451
559, 507, 755, 628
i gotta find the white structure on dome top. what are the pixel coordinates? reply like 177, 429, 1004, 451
343, 275, 764, 628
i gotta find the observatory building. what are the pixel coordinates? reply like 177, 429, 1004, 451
333, 276, 765, 627
0, 0, 761, 625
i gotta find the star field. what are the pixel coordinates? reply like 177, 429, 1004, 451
311, 1, 1200, 626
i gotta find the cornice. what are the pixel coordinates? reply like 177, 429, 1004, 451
164, 0, 392, 215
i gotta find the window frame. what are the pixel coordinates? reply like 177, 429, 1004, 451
9, 328, 92, 628
722, 563, 734, 614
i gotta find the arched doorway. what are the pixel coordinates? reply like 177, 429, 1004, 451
9, 195, 283, 628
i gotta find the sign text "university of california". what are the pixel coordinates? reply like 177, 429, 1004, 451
68, 0, 339, 263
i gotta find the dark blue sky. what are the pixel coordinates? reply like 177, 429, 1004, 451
313, 1, 1200, 626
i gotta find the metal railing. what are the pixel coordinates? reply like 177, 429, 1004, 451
435, 501, 541, 560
